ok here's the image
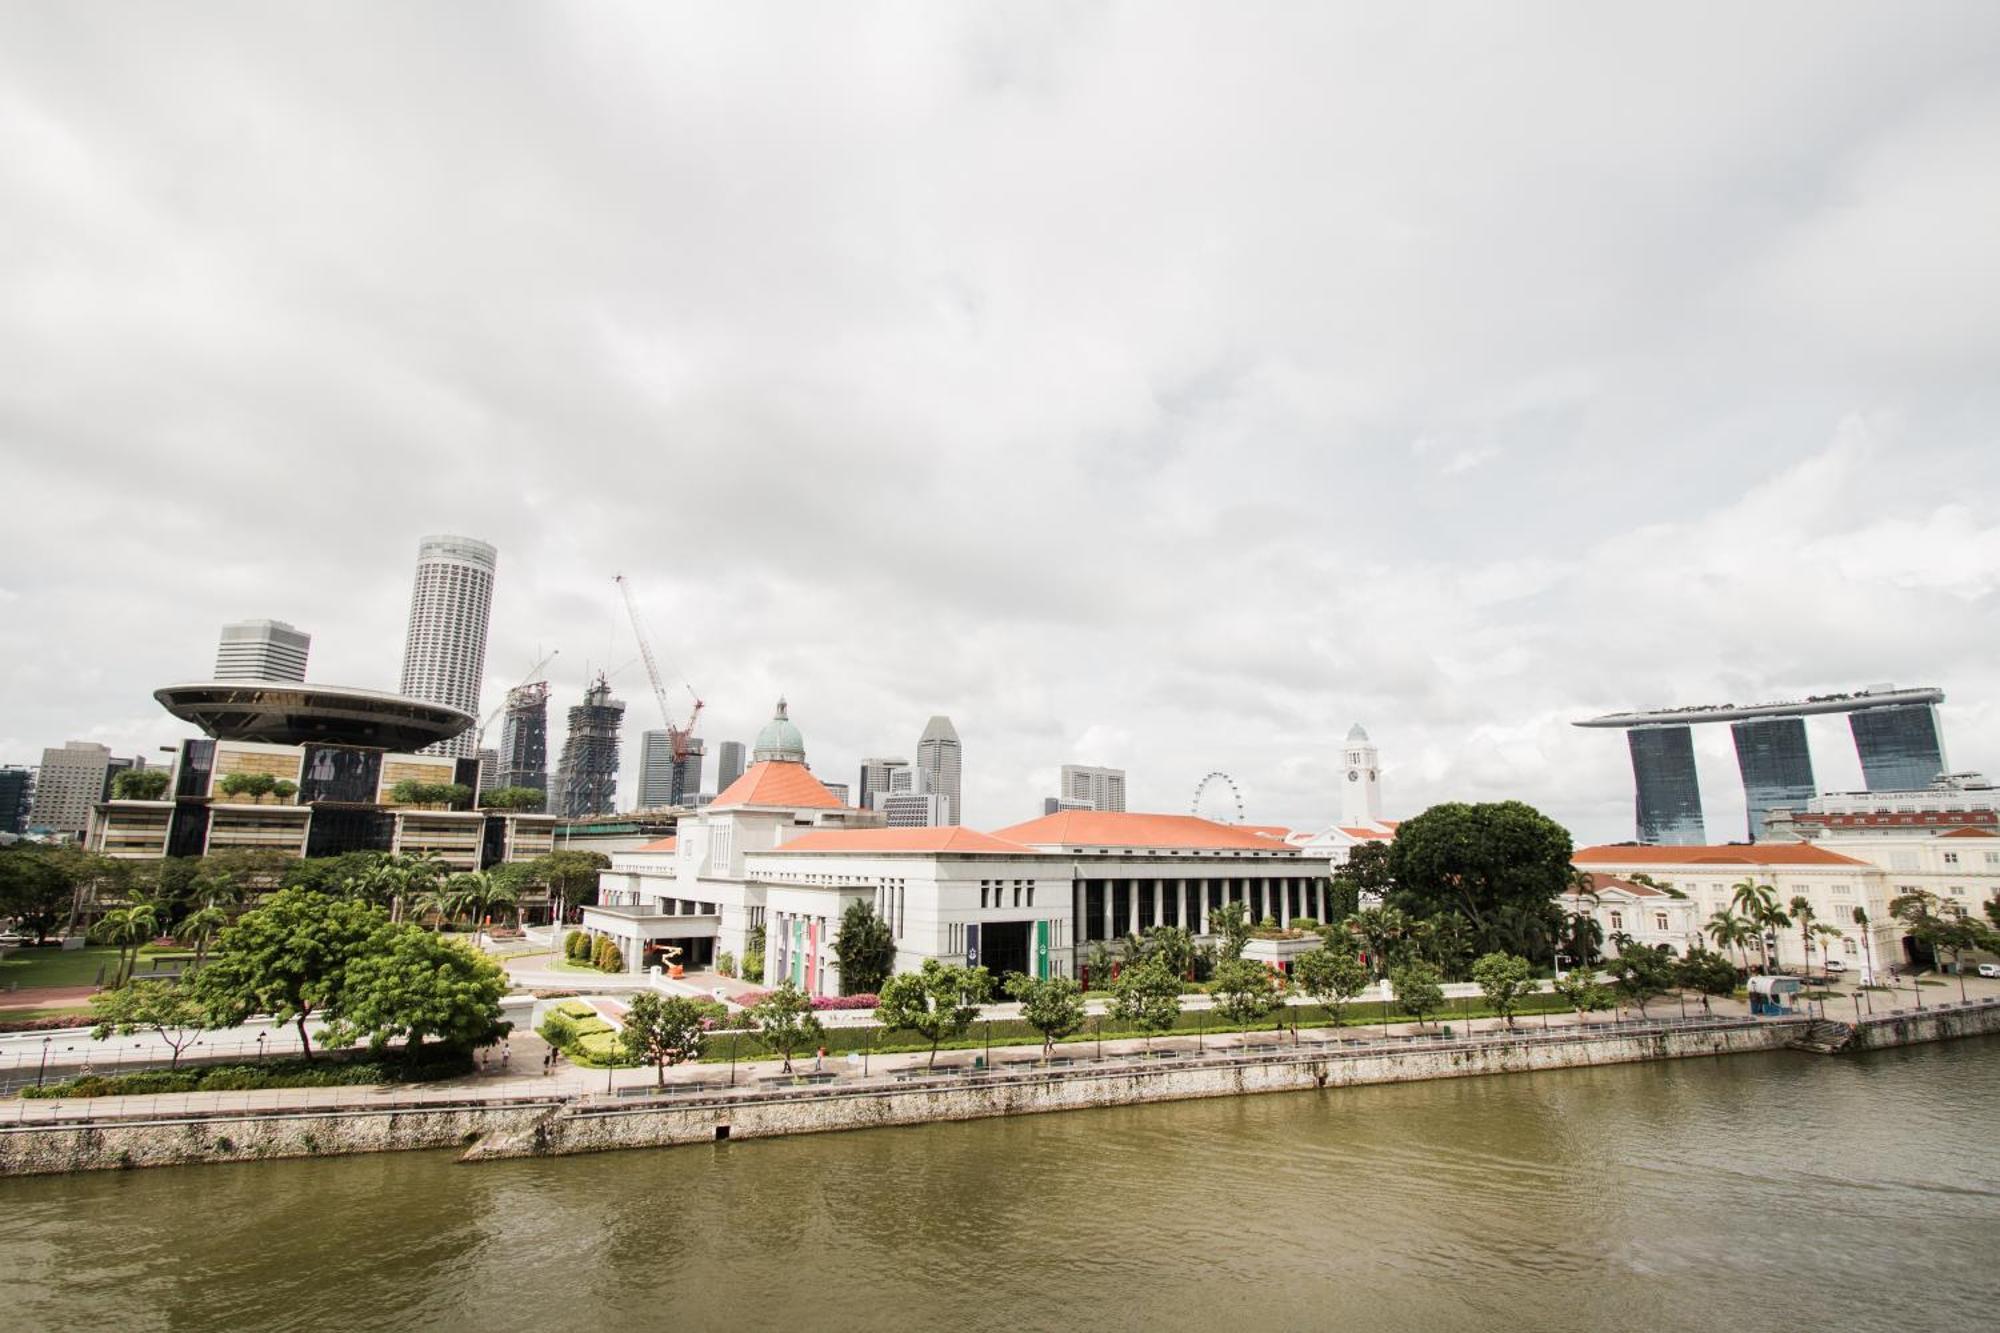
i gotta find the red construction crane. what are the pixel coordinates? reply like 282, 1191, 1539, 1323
613, 574, 704, 779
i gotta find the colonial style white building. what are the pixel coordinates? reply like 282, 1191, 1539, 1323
1569, 834, 2000, 978
581, 702, 1336, 994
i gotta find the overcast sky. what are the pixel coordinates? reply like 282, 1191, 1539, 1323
4, 3, 1998, 844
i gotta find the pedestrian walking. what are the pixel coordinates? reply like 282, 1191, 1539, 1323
814, 1045, 824, 1073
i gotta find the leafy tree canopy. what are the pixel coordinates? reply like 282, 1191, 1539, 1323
194, 888, 386, 1059
618, 992, 711, 1085
833, 900, 896, 995
90, 978, 208, 1068
1385, 801, 1574, 959
1470, 951, 1535, 1025
1209, 958, 1281, 1027
1108, 956, 1182, 1041
1291, 945, 1369, 1026
1005, 973, 1087, 1058
878, 959, 990, 1068
1390, 960, 1446, 1027
748, 981, 824, 1072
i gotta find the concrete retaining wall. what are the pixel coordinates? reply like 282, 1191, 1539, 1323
1848, 1001, 2000, 1052
0, 1101, 556, 1178
462, 1023, 1797, 1163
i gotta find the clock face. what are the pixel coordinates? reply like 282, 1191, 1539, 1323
1348, 770, 1359, 782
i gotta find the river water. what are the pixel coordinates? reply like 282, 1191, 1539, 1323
3, 1039, 1997, 1332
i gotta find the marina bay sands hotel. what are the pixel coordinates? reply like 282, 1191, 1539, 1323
1576, 685, 1948, 844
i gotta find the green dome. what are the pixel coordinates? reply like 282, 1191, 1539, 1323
752, 697, 806, 763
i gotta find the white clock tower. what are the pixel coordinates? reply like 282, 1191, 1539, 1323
1340, 723, 1383, 827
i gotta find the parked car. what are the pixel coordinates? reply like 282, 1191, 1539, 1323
1978, 963, 2000, 979
1823, 958, 1848, 974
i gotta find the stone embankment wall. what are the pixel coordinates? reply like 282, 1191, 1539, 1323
463, 1022, 1797, 1163
0, 1101, 556, 1178
9, 1005, 1996, 1177
1848, 1002, 2000, 1052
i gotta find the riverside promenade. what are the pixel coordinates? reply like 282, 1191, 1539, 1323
5, 994, 1997, 1176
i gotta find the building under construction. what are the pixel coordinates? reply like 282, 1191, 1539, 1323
551, 674, 625, 819
497, 681, 551, 791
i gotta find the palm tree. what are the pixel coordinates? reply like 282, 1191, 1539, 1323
453, 871, 518, 933
92, 897, 163, 987
1705, 909, 1749, 971
1730, 880, 1780, 972
180, 903, 229, 971
1789, 896, 1818, 974
1344, 906, 1408, 979
413, 882, 457, 932
1851, 906, 1876, 982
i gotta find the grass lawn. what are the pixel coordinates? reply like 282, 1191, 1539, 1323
0, 1004, 96, 1023
0, 943, 187, 992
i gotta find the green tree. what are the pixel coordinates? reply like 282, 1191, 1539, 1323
1729, 880, 1781, 972
320, 926, 509, 1057
478, 786, 548, 811
89, 979, 208, 1067
1344, 905, 1409, 978
1674, 946, 1737, 1014
1470, 951, 1535, 1027
1888, 890, 1948, 971
1705, 908, 1753, 972
1330, 841, 1393, 919
194, 888, 385, 1060
1291, 945, 1368, 1029
451, 870, 517, 930
1208, 901, 1252, 962
1107, 956, 1181, 1049
1144, 925, 1197, 981
179, 902, 230, 972
1606, 943, 1676, 1017
1552, 970, 1613, 1021
748, 981, 823, 1074
110, 768, 171, 801
1209, 958, 1281, 1028
832, 900, 896, 995
91, 896, 164, 987
1390, 961, 1445, 1029
1006, 973, 1087, 1061
878, 959, 989, 1069
535, 849, 611, 923
742, 924, 766, 983
271, 779, 298, 804
0, 849, 71, 944
1385, 801, 1574, 961
618, 992, 710, 1086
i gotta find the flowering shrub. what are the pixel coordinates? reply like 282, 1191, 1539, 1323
813, 994, 878, 1010
723, 990, 876, 1011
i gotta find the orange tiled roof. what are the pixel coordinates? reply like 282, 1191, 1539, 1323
1938, 826, 1997, 838
765, 827, 1036, 855
990, 810, 1300, 853
637, 835, 678, 853
1570, 871, 1666, 897
1573, 843, 1868, 867
710, 761, 843, 811
1339, 826, 1392, 841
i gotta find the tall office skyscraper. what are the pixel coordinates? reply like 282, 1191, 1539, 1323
857, 757, 909, 812
213, 619, 310, 681
638, 730, 705, 808
916, 716, 961, 825
551, 674, 624, 819
28, 741, 115, 841
1058, 764, 1126, 812
398, 534, 496, 758
497, 681, 550, 792
714, 740, 746, 794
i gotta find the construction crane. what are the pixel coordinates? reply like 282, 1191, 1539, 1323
474, 648, 561, 751
614, 574, 704, 803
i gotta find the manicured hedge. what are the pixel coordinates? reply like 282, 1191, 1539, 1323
22, 1050, 475, 1099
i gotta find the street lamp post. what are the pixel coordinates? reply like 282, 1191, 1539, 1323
256, 1032, 266, 1063
730, 1033, 738, 1087
37, 1036, 50, 1089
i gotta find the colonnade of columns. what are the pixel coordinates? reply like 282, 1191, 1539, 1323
1071, 874, 1333, 944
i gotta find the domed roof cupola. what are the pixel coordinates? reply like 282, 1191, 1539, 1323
752, 697, 807, 764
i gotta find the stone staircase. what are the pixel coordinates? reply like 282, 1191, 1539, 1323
1787, 1019, 1857, 1055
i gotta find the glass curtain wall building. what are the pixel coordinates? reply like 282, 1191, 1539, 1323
1626, 726, 1707, 845
1849, 703, 1947, 793
1731, 716, 1817, 842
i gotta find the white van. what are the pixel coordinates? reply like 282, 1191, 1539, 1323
1823, 958, 1848, 974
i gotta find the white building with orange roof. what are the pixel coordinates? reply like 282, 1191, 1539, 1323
580, 711, 1337, 994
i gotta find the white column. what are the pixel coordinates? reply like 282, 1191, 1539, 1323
1198, 880, 1211, 935
1127, 880, 1139, 936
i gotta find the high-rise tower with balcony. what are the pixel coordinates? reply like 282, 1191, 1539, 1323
398, 535, 496, 758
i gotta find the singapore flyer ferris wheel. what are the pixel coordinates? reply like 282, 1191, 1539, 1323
1190, 771, 1245, 823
